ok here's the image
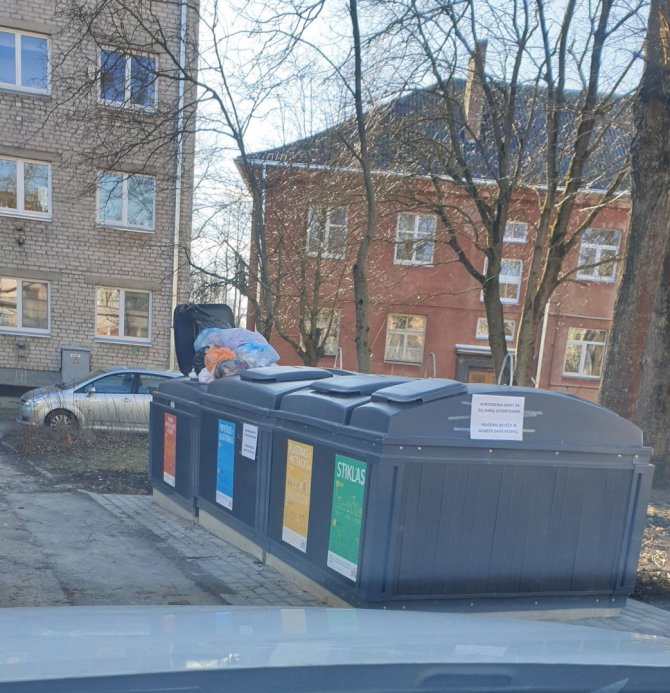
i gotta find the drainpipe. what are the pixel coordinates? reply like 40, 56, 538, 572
535, 300, 550, 388
169, 0, 188, 370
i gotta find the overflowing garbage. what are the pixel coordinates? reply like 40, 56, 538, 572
192, 327, 279, 382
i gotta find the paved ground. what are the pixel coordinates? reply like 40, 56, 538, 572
0, 454, 322, 609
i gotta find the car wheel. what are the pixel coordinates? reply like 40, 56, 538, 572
45, 409, 78, 429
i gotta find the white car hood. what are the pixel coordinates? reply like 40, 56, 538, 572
1, 606, 669, 683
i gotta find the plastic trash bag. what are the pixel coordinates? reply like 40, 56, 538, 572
214, 359, 245, 378
198, 368, 215, 384
194, 327, 268, 352
204, 346, 236, 372
235, 341, 280, 368
192, 346, 209, 374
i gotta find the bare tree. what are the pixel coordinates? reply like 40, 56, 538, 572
378, 0, 642, 383
600, 0, 670, 484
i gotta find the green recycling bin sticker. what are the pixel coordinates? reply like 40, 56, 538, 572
327, 455, 367, 582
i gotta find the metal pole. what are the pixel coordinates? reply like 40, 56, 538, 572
169, 0, 189, 370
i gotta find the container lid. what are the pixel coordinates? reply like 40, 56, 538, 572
154, 376, 206, 402
349, 383, 647, 453
311, 375, 410, 396
371, 379, 467, 403
173, 303, 235, 376
241, 366, 332, 383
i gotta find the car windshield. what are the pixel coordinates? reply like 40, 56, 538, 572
57, 369, 107, 389
2, 1, 670, 690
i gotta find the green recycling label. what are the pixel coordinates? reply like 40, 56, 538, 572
327, 455, 367, 582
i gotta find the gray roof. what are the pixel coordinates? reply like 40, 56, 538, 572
247, 80, 633, 191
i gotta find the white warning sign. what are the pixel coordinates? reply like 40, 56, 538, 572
470, 394, 525, 441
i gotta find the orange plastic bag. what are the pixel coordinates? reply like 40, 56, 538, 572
204, 346, 236, 372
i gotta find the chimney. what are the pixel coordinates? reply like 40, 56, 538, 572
463, 41, 487, 137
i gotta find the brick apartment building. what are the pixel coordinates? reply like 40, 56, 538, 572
0, 1, 195, 387
242, 76, 630, 402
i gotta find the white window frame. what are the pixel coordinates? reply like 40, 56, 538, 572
0, 277, 50, 335
475, 316, 515, 341
503, 221, 528, 243
303, 308, 341, 357
481, 258, 523, 304
0, 28, 50, 95
96, 171, 156, 231
98, 48, 158, 109
306, 207, 347, 259
0, 156, 52, 219
384, 313, 427, 365
394, 213, 436, 266
576, 228, 622, 283
95, 286, 152, 345
562, 327, 607, 379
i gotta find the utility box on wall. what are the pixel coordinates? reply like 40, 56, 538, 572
61, 346, 91, 384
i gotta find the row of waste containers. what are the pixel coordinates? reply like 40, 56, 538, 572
149, 365, 653, 612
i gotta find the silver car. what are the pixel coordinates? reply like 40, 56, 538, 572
18, 367, 181, 431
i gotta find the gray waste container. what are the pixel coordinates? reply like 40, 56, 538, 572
266, 379, 653, 612
150, 377, 205, 517
197, 366, 337, 550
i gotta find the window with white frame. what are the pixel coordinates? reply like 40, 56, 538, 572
95, 287, 151, 342
0, 277, 49, 333
99, 48, 157, 108
503, 221, 528, 243
563, 327, 607, 378
0, 157, 50, 217
475, 316, 515, 341
304, 308, 340, 357
0, 28, 49, 93
394, 213, 436, 265
482, 258, 523, 304
384, 313, 426, 364
97, 171, 156, 230
307, 207, 347, 258
576, 228, 622, 282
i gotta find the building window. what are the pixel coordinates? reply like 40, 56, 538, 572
394, 213, 436, 265
97, 171, 156, 230
499, 259, 523, 303
504, 221, 528, 243
482, 258, 523, 304
475, 317, 515, 341
384, 313, 426, 364
307, 207, 347, 258
576, 228, 622, 282
0, 29, 49, 93
563, 327, 607, 378
0, 277, 49, 334
304, 308, 340, 357
95, 287, 151, 343
99, 49, 157, 108
0, 157, 50, 218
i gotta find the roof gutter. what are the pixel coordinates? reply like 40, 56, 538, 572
238, 157, 631, 199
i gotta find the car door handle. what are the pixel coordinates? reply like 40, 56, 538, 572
123, 397, 132, 402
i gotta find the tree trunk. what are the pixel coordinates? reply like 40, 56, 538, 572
350, 0, 373, 373
600, 0, 670, 484
482, 254, 509, 380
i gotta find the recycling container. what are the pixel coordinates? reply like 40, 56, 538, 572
150, 377, 205, 517
197, 366, 336, 552
150, 302, 236, 517
266, 379, 654, 612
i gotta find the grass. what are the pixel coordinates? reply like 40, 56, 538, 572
3, 422, 150, 494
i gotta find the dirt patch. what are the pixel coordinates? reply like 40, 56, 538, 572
2, 424, 150, 495
634, 489, 670, 608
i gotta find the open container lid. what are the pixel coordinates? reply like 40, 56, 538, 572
173, 303, 235, 376
348, 381, 648, 453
